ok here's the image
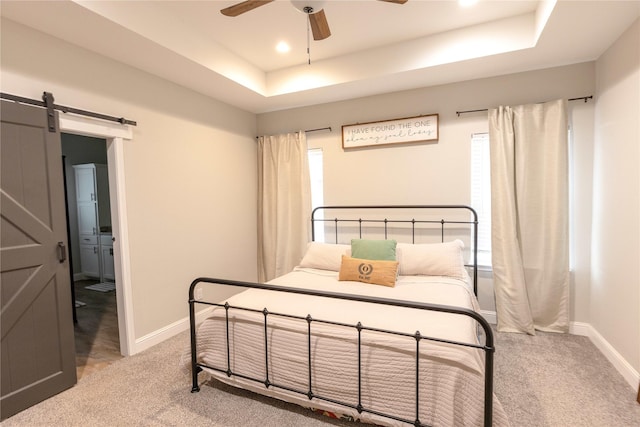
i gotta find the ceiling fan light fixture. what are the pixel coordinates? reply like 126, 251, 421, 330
291, 0, 326, 14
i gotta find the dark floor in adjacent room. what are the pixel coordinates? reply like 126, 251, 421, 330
73, 279, 122, 380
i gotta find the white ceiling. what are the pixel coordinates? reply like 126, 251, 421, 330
2, 0, 639, 113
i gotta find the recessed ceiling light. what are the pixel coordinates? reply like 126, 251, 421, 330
276, 41, 290, 53
459, 0, 478, 7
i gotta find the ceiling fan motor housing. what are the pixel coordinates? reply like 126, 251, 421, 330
291, 0, 326, 14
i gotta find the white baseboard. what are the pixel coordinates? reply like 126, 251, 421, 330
568, 320, 591, 336
484, 311, 638, 391
132, 307, 213, 355
480, 310, 496, 324
580, 323, 640, 390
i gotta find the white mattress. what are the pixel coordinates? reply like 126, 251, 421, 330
195, 268, 510, 426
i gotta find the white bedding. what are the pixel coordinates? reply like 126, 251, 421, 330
195, 268, 510, 426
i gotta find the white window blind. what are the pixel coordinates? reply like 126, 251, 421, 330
470, 133, 491, 266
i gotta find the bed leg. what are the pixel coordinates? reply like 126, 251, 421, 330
189, 284, 201, 393
191, 366, 202, 393
484, 339, 495, 427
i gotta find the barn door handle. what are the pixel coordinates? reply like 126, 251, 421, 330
57, 242, 67, 263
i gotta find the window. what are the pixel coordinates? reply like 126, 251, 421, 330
470, 133, 491, 267
308, 148, 324, 241
308, 148, 324, 210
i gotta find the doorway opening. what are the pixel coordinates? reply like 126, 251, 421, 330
58, 113, 134, 359
61, 134, 122, 379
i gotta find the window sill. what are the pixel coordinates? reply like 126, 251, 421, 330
466, 263, 492, 273
477, 264, 493, 273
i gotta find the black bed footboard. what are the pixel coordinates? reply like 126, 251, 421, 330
188, 278, 495, 427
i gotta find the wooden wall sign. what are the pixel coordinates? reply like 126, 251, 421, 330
342, 114, 438, 149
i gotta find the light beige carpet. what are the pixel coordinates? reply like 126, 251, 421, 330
2, 328, 639, 426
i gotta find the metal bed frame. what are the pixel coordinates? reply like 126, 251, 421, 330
189, 205, 494, 427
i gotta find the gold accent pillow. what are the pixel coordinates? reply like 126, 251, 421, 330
338, 255, 399, 287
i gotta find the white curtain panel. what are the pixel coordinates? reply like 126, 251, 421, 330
489, 99, 570, 334
257, 131, 311, 282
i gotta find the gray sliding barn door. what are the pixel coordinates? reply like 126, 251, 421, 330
1, 100, 77, 420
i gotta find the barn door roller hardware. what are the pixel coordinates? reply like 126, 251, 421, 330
0, 91, 137, 132
43, 91, 56, 132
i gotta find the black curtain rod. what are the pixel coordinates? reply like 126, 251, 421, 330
305, 126, 332, 133
1, 92, 137, 129
455, 95, 593, 117
256, 126, 331, 139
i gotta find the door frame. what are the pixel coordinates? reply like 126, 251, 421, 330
59, 114, 135, 356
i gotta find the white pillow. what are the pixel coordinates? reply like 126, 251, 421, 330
298, 242, 351, 271
397, 240, 467, 280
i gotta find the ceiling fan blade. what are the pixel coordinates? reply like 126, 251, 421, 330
220, 0, 274, 17
378, 0, 408, 4
309, 9, 331, 41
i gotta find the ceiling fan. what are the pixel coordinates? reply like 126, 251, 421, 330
221, 0, 408, 41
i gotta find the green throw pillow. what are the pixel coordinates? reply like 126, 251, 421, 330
351, 239, 397, 261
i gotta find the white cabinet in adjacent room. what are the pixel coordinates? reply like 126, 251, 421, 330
73, 163, 113, 282
77, 203, 98, 236
75, 166, 98, 203
100, 234, 115, 281
79, 241, 100, 278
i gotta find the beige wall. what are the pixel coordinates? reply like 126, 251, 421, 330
593, 19, 640, 374
258, 63, 596, 317
1, 19, 259, 340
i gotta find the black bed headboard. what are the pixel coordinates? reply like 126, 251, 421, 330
310, 205, 479, 294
